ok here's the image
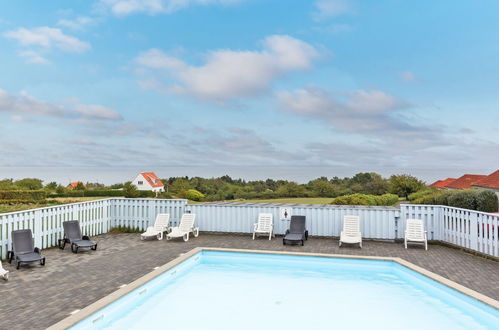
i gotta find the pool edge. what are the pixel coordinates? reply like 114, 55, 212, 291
48, 247, 499, 329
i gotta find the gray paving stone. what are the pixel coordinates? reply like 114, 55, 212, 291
0, 232, 497, 329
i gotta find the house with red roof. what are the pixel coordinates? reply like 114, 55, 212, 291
131, 172, 164, 193
428, 178, 456, 189
471, 170, 499, 198
67, 181, 85, 190
444, 174, 487, 190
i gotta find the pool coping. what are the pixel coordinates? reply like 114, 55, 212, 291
48, 247, 499, 329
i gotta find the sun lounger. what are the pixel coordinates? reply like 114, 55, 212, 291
253, 213, 274, 240
0, 260, 8, 280
166, 213, 199, 242
59, 221, 97, 253
141, 213, 171, 240
405, 218, 428, 250
9, 229, 45, 269
283, 216, 308, 246
339, 215, 362, 248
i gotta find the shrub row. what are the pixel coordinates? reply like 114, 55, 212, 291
0, 199, 58, 205
0, 190, 47, 201
331, 193, 399, 206
410, 189, 498, 212
50, 190, 157, 198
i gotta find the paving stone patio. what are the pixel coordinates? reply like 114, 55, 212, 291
0, 233, 498, 329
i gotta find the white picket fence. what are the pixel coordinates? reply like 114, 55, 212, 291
0, 199, 497, 259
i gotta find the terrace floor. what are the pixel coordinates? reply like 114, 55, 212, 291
1, 233, 498, 329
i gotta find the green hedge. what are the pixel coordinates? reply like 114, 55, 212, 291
0, 199, 58, 205
0, 190, 47, 201
411, 189, 498, 212
331, 193, 399, 206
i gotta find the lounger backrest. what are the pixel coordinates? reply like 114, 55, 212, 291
256, 213, 273, 231
343, 215, 361, 236
289, 216, 306, 234
12, 229, 34, 254
179, 213, 196, 232
63, 221, 82, 241
154, 213, 170, 232
406, 219, 425, 240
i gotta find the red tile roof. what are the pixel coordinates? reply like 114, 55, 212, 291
141, 172, 164, 188
68, 181, 83, 188
429, 178, 456, 189
472, 170, 499, 190
445, 174, 487, 189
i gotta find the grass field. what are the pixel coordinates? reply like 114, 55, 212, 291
223, 197, 335, 204
0, 197, 109, 214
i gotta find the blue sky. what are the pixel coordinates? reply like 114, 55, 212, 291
1, 0, 498, 182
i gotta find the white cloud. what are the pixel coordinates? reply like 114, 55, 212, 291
136, 35, 320, 103
277, 86, 409, 132
312, 0, 352, 21
99, 0, 244, 16
401, 71, 418, 82
4, 26, 90, 53
57, 16, 95, 30
18, 50, 49, 64
0, 89, 122, 121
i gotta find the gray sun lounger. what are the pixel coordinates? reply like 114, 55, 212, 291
283, 215, 309, 246
59, 221, 97, 253
9, 229, 45, 269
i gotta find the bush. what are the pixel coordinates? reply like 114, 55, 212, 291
474, 190, 499, 212
331, 193, 399, 206
411, 189, 498, 212
182, 189, 205, 201
0, 190, 47, 201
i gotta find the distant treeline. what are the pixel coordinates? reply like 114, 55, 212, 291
0, 172, 426, 203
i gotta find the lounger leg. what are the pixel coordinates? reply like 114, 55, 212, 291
41, 258, 46, 266
404, 238, 407, 249
16, 261, 20, 270
92, 244, 97, 251
268, 232, 271, 240
301, 240, 304, 246
252, 232, 256, 240
425, 240, 428, 251
359, 240, 362, 249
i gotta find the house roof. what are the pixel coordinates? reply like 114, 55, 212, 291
68, 181, 83, 188
429, 178, 456, 189
445, 174, 487, 189
141, 172, 164, 188
472, 170, 499, 189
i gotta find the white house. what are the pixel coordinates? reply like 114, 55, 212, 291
131, 172, 165, 193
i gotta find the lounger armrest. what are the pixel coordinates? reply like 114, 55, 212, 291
83, 235, 90, 240
285, 229, 290, 235
253, 223, 258, 230
34, 247, 41, 254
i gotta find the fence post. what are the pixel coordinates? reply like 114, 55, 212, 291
469, 211, 478, 252
34, 209, 42, 248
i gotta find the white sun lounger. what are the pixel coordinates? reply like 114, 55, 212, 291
166, 214, 199, 242
405, 218, 428, 250
141, 213, 171, 240
339, 215, 362, 248
253, 213, 274, 240
0, 260, 8, 281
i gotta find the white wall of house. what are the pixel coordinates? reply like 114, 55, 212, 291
131, 174, 164, 192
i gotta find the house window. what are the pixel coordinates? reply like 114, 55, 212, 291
138, 181, 143, 185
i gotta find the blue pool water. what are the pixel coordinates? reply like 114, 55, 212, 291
72, 251, 499, 330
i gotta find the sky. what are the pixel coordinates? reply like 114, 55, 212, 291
1, 0, 498, 184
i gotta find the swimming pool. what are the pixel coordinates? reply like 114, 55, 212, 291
65, 249, 498, 330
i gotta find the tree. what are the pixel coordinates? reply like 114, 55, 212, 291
123, 183, 139, 198
15, 178, 43, 190
183, 189, 205, 201
74, 182, 86, 190
310, 179, 335, 197
389, 174, 425, 199
276, 182, 307, 197
45, 182, 58, 191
